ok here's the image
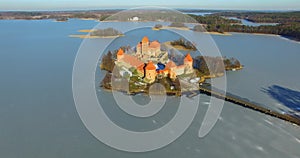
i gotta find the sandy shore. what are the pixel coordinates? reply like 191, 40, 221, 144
153, 26, 191, 31
69, 34, 123, 39
205, 32, 232, 36
251, 33, 280, 37
152, 28, 161, 31
199, 73, 225, 83
226, 65, 244, 71
78, 29, 94, 33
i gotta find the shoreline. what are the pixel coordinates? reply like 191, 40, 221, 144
53, 20, 68, 23
230, 32, 300, 44
100, 71, 227, 97
153, 26, 191, 31
71, 29, 124, 39
69, 34, 123, 39
205, 32, 232, 36
78, 29, 94, 33
225, 65, 244, 71
251, 33, 280, 37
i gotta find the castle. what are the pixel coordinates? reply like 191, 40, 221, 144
136, 36, 168, 63
116, 36, 194, 83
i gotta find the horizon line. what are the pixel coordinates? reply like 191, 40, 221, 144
0, 7, 299, 12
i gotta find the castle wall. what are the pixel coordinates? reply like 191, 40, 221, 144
174, 66, 185, 76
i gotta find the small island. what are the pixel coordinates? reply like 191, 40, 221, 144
99, 36, 243, 96
55, 17, 68, 22
153, 24, 163, 30
152, 23, 190, 31
70, 27, 124, 38
165, 38, 197, 51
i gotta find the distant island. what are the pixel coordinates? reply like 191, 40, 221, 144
70, 27, 123, 38
55, 17, 68, 22
152, 22, 190, 31
169, 22, 188, 28
100, 36, 242, 96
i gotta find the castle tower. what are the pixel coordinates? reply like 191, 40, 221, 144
136, 42, 142, 57
145, 61, 157, 83
184, 53, 193, 74
141, 36, 149, 56
117, 48, 124, 62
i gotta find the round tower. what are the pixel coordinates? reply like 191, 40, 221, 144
145, 61, 157, 83
117, 48, 124, 61
184, 53, 193, 74
141, 36, 149, 55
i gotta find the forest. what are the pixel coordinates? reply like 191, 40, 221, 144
190, 12, 300, 41
193, 56, 242, 76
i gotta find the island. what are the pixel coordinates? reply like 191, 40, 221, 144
70, 27, 124, 38
153, 24, 163, 30
152, 22, 190, 31
55, 17, 68, 22
165, 38, 197, 51
99, 36, 243, 96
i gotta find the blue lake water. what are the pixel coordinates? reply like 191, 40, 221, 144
0, 19, 299, 158
184, 12, 213, 16
226, 17, 279, 26
183, 12, 279, 26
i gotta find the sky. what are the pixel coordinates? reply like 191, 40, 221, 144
0, 0, 299, 11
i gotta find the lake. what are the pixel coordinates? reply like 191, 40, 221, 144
0, 19, 299, 158
226, 17, 279, 26
183, 12, 213, 16
184, 12, 279, 26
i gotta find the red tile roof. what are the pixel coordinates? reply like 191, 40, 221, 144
184, 53, 193, 62
137, 64, 144, 71
149, 41, 160, 48
122, 54, 144, 68
146, 61, 156, 70
117, 48, 124, 56
142, 36, 149, 43
165, 60, 177, 69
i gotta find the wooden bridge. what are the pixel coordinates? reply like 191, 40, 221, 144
196, 84, 300, 126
